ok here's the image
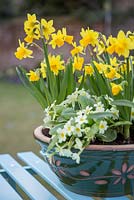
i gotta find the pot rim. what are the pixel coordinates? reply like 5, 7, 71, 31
34, 126, 134, 151
33, 126, 51, 143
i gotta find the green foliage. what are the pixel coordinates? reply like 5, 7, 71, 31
16, 67, 47, 109
61, 108, 76, 120
42, 90, 127, 162
16, 61, 76, 109
77, 95, 95, 109
98, 128, 117, 142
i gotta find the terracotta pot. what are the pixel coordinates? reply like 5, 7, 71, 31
34, 126, 134, 198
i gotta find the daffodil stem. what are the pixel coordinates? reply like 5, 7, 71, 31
41, 38, 57, 101
124, 125, 130, 140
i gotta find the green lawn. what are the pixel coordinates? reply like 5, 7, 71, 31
0, 81, 43, 157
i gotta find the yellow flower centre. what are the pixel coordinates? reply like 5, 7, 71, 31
80, 118, 84, 121
131, 112, 134, 116
61, 132, 65, 138
99, 124, 104, 129
67, 127, 71, 131
85, 66, 94, 76
20, 48, 27, 56
55, 38, 64, 46
76, 127, 80, 132
51, 64, 58, 71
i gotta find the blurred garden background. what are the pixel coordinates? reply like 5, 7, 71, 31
1, 0, 134, 157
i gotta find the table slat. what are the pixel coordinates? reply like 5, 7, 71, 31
0, 174, 23, 200
18, 152, 129, 200
0, 154, 56, 200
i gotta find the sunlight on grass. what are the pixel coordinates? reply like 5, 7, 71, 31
0, 81, 43, 157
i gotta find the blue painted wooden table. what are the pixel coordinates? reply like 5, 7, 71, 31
0, 152, 133, 200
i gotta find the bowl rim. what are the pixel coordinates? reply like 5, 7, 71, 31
33, 126, 134, 151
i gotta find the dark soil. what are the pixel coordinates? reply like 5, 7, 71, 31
42, 128, 50, 138
42, 126, 134, 145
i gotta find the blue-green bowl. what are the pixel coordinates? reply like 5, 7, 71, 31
34, 126, 134, 198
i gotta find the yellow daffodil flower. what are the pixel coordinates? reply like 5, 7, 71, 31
115, 31, 132, 57
78, 75, 83, 83
111, 83, 123, 96
15, 40, 33, 60
50, 28, 73, 49
107, 31, 132, 57
93, 61, 106, 74
104, 65, 121, 79
48, 54, 65, 75
94, 34, 108, 55
27, 70, 40, 82
49, 30, 64, 49
24, 35, 34, 44
120, 57, 134, 73
70, 42, 83, 56
107, 36, 116, 54
40, 61, 46, 78
127, 31, 134, 49
24, 27, 40, 43
24, 13, 40, 43
24, 13, 38, 30
64, 35, 73, 44
62, 28, 73, 44
80, 28, 98, 47
84, 65, 94, 76
110, 57, 118, 67
41, 19, 55, 40
73, 56, 84, 71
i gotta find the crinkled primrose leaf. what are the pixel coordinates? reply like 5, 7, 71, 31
98, 128, 117, 142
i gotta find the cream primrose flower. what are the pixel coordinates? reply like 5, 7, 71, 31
94, 102, 105, 112
43, 114, 52, 127
77, 110, 85, 116
77, 88, 91, 98
73, 124, 82, 137
62, 149, 72, 157
44, 106, 50, 115
104, 95, 114, 104
55, 145, 65, 156
66, 92, 78, 107
44, 101, 56, 121
48, 100, 56, 110
61, 88, 91, 107
61, 91, 78, 106
59, 99, 69, 107
85, 106, 93, 114
58, 148, 72, 157
64, 121, 74, 136
55, 145, 73, 158
110, 106, 119, 120
74, 138, 83, 150
84, 126, 96, 140
72, 153, 80, 164
99, 120, 108, 134
57, 128, 67, 143
43, 107, 52, 127
75, 114, 88, 125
